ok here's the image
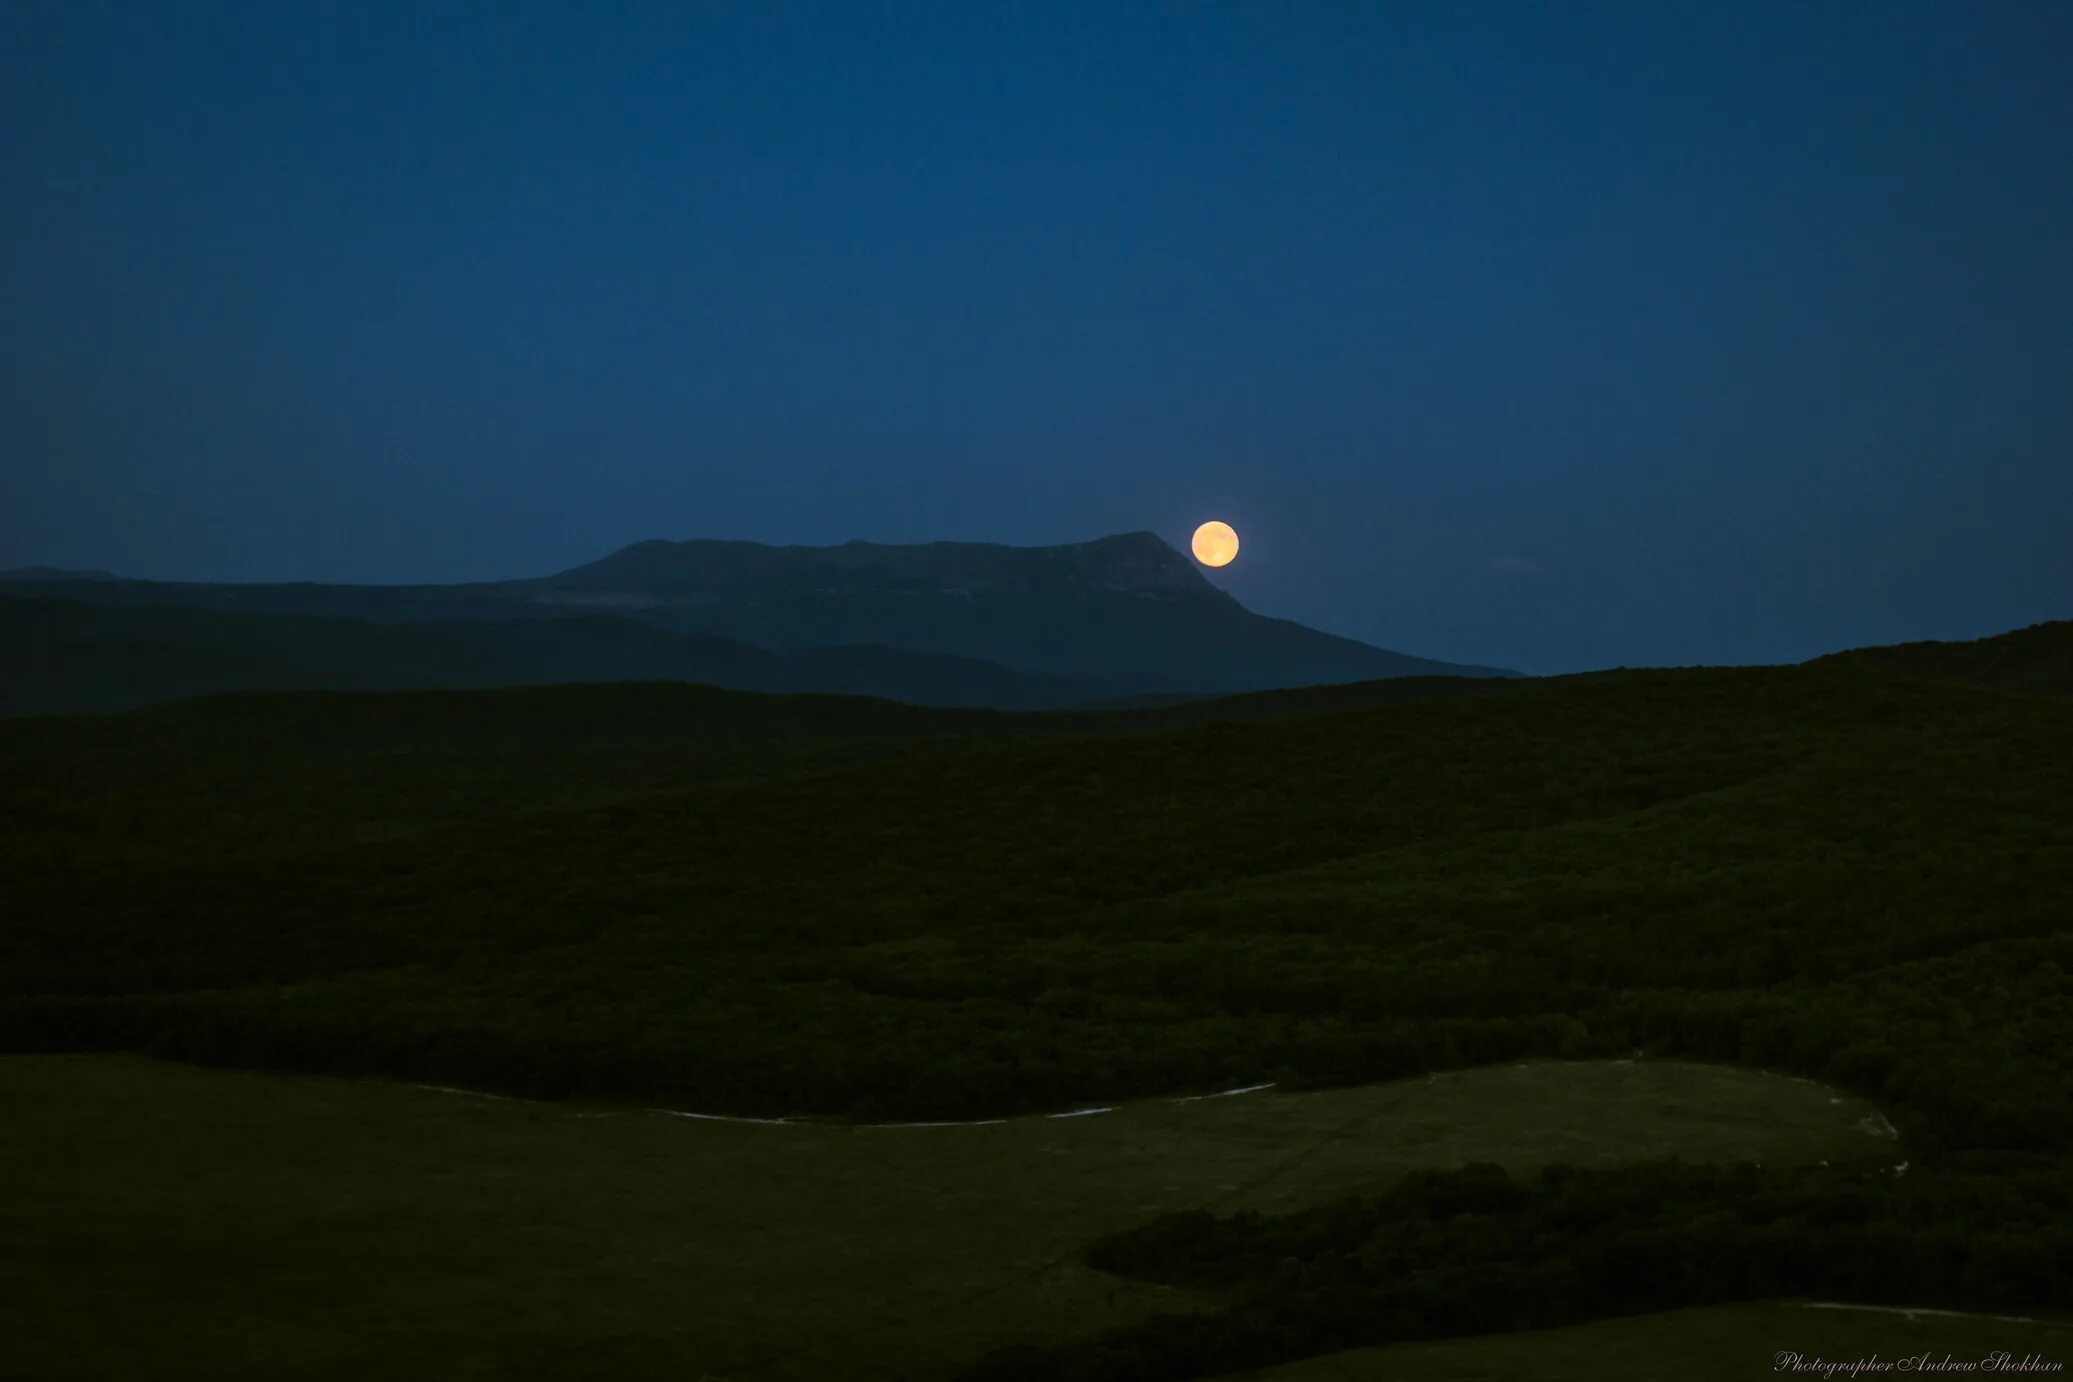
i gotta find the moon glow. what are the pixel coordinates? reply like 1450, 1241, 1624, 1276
1191, 520, 1240, 568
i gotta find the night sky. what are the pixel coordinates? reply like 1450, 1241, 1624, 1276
4, 3, 2069, 674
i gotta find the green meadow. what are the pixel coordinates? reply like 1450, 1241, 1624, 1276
1, 1055, 1894, 1381
1241, 1304, 2073, 1381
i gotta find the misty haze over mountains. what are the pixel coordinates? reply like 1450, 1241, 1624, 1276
0, 531, 1515, 716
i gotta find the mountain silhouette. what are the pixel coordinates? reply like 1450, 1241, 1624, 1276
523, 532, 1515, 691
0, 532, 1516, 713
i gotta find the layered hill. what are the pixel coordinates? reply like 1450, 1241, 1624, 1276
1, 616, 2065, 1126
3, 616, 2068, 1379
0, 597, 1105, 717
0, 532, 1514, 712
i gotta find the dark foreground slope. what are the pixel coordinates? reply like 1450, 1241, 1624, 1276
3, 618, 2069, 1379
1, 1057, 1918, 1382
1807, 617, 2073, 694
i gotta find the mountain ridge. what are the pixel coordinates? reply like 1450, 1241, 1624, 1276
538, 530, 1221, 599
0, 531, 1519, 706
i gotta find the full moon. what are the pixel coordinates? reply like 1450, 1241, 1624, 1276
1191, 520, 1240, 568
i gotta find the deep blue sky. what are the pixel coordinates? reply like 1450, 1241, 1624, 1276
4, 2, 2069, 673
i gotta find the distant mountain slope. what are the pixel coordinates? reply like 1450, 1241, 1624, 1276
0, 532, 1516, 700
1805, 619, 2073, 695
0, 566, 132, 582
0, 598, 519, 716
527, 532, 1518, 691
0, 598, 1105, 716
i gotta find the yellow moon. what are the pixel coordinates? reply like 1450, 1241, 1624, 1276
1191, 520, 1240, 567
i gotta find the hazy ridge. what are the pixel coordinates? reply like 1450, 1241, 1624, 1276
0, 532, 1515, 715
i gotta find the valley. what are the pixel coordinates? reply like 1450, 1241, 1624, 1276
3, 620, 2069, 1377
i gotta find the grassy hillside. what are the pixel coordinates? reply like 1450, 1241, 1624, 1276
0, 1055, 1894, 1382
1238, 1303, 2073, 1381
0, 674, 1516, 865
1806, 618, 2073, 695
3, 618, 2068, 1376
5, 651, 2067, 1134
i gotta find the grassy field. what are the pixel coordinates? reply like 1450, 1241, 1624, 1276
0, 1055, 1894, 1381
1239, 1302, 2073, 1380
4, 623, 2069, 1377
